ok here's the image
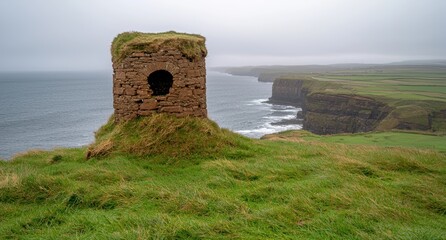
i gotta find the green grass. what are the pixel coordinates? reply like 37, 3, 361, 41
310, 67, 446, 105
1, 116, 446, 239
270, 130, 446, 153
111, 31, 207, 63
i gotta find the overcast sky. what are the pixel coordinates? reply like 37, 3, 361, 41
0, 0, 445, 71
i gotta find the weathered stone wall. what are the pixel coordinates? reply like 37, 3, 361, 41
113, 47, 206, 122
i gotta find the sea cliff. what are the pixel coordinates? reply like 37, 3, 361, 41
303, 93, 391, 134
269, 78, 307, 105
269, 78, 446, 134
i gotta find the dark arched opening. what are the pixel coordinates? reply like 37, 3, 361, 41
148, 70, 173, 96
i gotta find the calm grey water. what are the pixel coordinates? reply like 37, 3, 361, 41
0, 71, 301, 159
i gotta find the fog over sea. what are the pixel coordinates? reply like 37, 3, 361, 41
0, 71, 301, 159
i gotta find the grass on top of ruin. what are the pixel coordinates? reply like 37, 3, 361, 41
1, 114, 446, 239
111, 31, 207, 64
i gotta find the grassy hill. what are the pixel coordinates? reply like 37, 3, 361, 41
1, 114, 445, 239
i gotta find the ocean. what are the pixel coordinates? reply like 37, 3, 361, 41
0, 71, 301, 159
207, 71, 302, 137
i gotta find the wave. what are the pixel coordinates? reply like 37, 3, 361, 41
245, 98, 271, 106
262, 114, 296, 121
236, 122, 302, 138
232, 98, 303, 138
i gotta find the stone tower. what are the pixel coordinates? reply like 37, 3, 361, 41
111, 31, 207, 122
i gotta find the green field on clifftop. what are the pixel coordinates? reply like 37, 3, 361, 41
1, 115, 446, 239
264, 130, 446, 153
312, 67, 446, 106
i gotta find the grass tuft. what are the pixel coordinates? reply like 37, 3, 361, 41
87, 114, 252, 162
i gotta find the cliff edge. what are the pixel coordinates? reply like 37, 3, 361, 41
269, 77, 446, 134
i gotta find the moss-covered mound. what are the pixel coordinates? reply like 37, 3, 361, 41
111, 31, 207, 63
86, 114, 250, 161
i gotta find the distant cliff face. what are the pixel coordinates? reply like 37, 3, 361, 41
269, 79, 307, 106
258, 73, 282, 82
270, 79, 394, 134
303, 93, 392, 134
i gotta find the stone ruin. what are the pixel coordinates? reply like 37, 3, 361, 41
111, 31, 207, 122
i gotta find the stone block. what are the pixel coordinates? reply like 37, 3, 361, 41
132, 52, 145, 57
179, 89, 193, 98
125, 88, 136, 96
158, 101, 174, 106
140, 100, 157, 110
126, 72, 137, 78
116, 71, 126, 79
138, 110, 153, 115
193, 89, 204, 96
137, 90, 147, 95
161, 106, 182, 113
114, 88, 125, 95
